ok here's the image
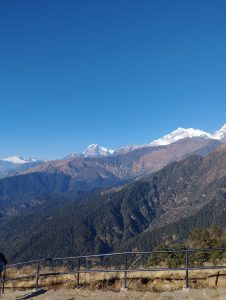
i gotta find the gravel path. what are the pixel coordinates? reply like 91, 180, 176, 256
2, 287, 226, 299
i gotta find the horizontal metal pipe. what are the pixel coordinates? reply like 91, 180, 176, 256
4, 264, 226, 282
7, 247, 226, 268
4, 247, 226, 286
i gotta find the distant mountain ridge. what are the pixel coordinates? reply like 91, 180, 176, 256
0, 124, 224, 215
83, 144, 115, 157
2, 123, 226, 162
1, 144, 226, 262
1, 156, 39, 164
0, 137, 221, 217
81, 123, 226, 157
0, 157, 44, 179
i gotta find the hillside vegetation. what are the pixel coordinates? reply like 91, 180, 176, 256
0, 145, 225, 262
0, 138, 219, 217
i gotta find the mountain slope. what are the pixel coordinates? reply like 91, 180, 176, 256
90, 138, 220, 178
149, 127, 211, 146
0, 156, 121, 216
21, 138, 221, 180
83, 144, 115, 157
213, 123, 226, 141
0, 138, 220, 217
80, 123, 226, 157
1, 145, 226, 262
0, 157, 44, 178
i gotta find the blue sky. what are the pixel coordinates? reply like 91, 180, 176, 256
0, 0, 226, 159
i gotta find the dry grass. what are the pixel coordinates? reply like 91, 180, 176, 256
3, 265, 226, 292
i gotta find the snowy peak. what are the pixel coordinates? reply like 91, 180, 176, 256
213, 123, 226, 141
81, 124, 226, 157
1, 156, 38, 164
149, 127, 212, 146
83, 144, 115, 158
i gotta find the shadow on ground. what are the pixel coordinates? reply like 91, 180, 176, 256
17, 289, 47, 299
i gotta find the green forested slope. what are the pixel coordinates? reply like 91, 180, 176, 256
1, 145, 226, 263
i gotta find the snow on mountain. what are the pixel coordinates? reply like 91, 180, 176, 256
64, 153, 79, 159
115, 144, 145, 154
0, 123, 225, 165
83, 144, 115, 158
80, 124, 226, 158
1, 156, 38, 164
0, 156, 45, 179
149, 127, 212, 147
212, 123, 226, 141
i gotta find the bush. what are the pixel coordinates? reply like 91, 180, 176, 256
148, 226, 226, 267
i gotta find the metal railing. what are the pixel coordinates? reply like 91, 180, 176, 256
2, 247, 226, 293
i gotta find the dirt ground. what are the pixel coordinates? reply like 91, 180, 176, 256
2, 287, 226, 300
1, 288, 156, 300
3, 268, 226, 299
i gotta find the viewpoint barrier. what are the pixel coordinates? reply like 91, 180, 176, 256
1, 247, 226, 293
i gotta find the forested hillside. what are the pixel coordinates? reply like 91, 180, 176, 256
1, 145, 225, 262
0, 138, 220, 218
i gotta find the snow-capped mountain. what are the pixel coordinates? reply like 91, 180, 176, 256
212, 124, 226, 141
0, 156, 44, 178
80, 123, 226, 157
1, 156, 38, 164
1, 124, 226, 162
83, 144, 115, 158
149, 127, 212, 147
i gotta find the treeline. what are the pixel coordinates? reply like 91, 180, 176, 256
148, 226, 226, 267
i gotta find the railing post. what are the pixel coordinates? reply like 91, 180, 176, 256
1, 265, 6, 294
123, 253, 128, 289
35, 260, 40, 290
76, 257, 80, 288
185, 250, 189, 288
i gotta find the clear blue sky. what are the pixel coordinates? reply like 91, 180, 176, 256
0, 0, 225, 159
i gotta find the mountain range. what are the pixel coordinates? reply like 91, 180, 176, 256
0, 123, 226, 262
1, 144, 226, 262
0, 137, 221, 217
0, 123, 226, 181
81, 123, 226, 157
0, 157, 44, 179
